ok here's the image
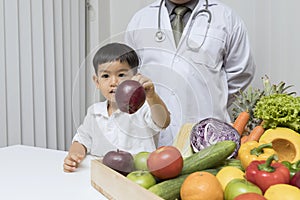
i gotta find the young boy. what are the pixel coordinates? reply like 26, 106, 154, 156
63, 43, 170, 172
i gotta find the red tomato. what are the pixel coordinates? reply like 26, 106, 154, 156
233, 192, 267, 200
147, 146, 183, 180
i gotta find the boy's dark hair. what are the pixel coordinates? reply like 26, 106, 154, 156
93, 43, 139, 75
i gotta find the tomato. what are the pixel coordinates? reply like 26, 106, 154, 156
233, 193, 267, 200
147, 146, 183, 179
224, 178, 262, 200
126, 170, 156, 189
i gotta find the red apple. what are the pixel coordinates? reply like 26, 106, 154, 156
147, 146, 183, 180
102, 149, 135, 176
115, 80, 146, 114
234, 192, 267, 200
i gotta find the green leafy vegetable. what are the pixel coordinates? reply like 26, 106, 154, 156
230, 75, 296, 134
254, 94, 300, 132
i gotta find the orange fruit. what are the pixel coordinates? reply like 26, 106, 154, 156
180, 171, 223, 200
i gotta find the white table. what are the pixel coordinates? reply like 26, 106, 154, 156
0, 145, 107, 200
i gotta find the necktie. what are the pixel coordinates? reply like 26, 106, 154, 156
171, 6, 189, 47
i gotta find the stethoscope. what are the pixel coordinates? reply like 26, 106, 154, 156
155, 0, 212, 50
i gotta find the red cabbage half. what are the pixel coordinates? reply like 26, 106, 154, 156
190, 118, 240, 158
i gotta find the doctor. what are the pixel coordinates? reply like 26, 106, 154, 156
125, 0, 256, 146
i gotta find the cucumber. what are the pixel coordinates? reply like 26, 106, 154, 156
180, 140, 236, 175
148, 174, 189, 200
216, 158, 245, 172
201, 168, 221, 176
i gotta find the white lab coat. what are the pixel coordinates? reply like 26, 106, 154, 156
125, 0, 255, 146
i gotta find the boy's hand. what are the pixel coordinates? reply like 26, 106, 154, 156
132, 74, 155, 99
63, 153, 85, 173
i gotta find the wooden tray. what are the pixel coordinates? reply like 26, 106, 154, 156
91, 159, 163, 200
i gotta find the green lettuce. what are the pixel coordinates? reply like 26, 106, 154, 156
254, 93, 300, 132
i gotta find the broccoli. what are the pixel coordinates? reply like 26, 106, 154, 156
254, 93, 300, 132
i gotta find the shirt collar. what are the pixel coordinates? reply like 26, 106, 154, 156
92, 100, 121, 117
165, 0, 199, 15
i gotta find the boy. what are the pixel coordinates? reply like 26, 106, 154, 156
63, 43, 170, 172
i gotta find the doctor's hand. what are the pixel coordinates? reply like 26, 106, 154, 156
132, 73, 155, 99
63, 153, 85, 173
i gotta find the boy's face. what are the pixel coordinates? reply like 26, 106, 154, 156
93, 61, 135, 102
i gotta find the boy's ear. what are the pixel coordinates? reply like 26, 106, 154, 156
93, 75, 100, 88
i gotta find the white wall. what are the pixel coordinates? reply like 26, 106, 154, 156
224, 0, 300, 94
97, 0, 300, 95
109, 0, 155, 37
0, 0, 86, 150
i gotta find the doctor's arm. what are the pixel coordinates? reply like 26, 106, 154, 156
224, 22, 256, 106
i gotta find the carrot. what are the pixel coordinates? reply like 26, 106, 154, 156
233, 111, 250, 136
241, 135, 249, 144
247, 125, 265, 142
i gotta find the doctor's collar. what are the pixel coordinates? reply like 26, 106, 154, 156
165, 0, 198, 15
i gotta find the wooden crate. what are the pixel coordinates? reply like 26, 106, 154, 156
91, 159, 163, 200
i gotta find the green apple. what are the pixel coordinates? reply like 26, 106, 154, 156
126, 170, 156, 189
133, 151, 150, 170
224, 178, 262, 200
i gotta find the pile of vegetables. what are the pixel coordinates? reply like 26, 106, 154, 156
111, 75, 300, 200
254, 93, 300, 132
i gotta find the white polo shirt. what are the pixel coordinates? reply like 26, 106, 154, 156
72, 101, 163, 156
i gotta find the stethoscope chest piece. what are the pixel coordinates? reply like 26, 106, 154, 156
155, 30, 166, 42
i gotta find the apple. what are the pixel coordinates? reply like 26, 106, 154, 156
233, 192, 267, 200
290, 171, 300, 189
115, 80, 146, 114
126, 170, 156, 189
134, 151, 150, 171
102, 149, 135, 176
224, 178, 263, 200
147, 146, 183, 180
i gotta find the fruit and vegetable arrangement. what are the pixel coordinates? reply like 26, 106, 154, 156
100, 76, 300, 200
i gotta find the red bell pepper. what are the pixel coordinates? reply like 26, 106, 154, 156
245, 154, 290, 193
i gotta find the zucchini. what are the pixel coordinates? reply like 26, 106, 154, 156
181, 140, 236, 175
148, 174, 189, 200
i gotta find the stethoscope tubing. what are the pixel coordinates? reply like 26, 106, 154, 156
155, 0, 212, 45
